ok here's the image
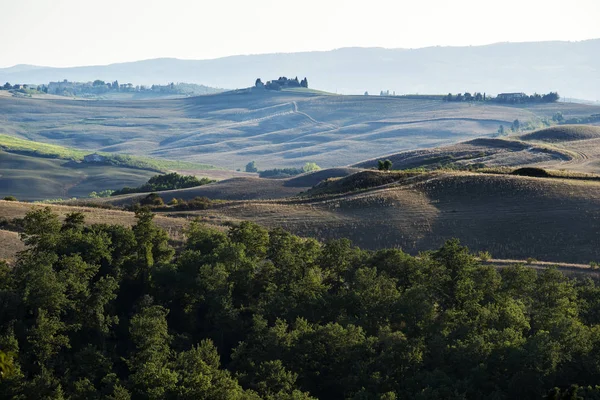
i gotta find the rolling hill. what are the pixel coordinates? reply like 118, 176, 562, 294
0, 133, 224, 200
2, 90, 599, 171
0, 150, 158, 201
152, 170, 600, 264
353, 125, 600, 174
96, 167, 360, 206
1, 40, 600, 99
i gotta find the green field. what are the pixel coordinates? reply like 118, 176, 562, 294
0, 134, 217, 172
0, 151, 158, 201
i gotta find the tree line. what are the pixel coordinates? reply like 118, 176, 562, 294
245, 161, 321, 178
1, 208, 600, 398
444, 91, 560, 103
1, 81, 221, 97
112, 173, 214, 196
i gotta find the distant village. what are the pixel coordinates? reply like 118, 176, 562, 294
0, 80, 221, 97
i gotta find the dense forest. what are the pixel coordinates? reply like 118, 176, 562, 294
1, 208, 600, 399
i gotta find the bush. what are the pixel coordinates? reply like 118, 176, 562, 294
172, 196, 212, 211
259, 167, 304, 178
303, 162, 321, 172
89, 190, 115, 198
2, 196, 17, 201
377, 159, 393, 171
477, 251, 492, 261
511, 167, 550, 178
139, 193, 165, 207
245, 161, 258, 173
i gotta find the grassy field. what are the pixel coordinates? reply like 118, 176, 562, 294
0, 151, 158, 200
2, 91, 599, 170
0, 229, 24, 264
0, 134, 217, 172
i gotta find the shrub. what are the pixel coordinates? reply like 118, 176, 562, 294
478, 251, 492, 261
303, 162, 321, 172
139, 193, 165, 207
172, 196, 212, 211
89, 190, 115, 198
377, 159, 393, 171
245, 161, 258, 173
2, 196, 17, 201
512, 167, 550, 178
259, 167, 303, 178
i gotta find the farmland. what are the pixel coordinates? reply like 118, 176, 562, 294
2, 90, 599, 170
3, 93, 600, 264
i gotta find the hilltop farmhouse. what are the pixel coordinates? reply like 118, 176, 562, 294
496, 92, 527, 101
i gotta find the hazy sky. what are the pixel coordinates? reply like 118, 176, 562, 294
2, 0, 600, 68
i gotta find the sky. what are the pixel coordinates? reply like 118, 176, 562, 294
2, 0, 600, 68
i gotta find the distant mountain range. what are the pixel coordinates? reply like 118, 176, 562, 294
1, 40, 599, 99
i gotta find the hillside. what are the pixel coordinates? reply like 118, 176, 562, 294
3, 201, 600, 399
2, 40, 600, 98
520, 125, 600, 142
353, 124, 600, 174
88, 167, 361, 206
0, 133, 223, 200
353, 138, 572, 170
0, 151, 157, 201
1, 91, 599, 171
152, 170, 600, 264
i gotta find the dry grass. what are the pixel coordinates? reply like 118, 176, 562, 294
520, 125, 600, 142
161, 171, 600, 264
3, 169, 600, 266
0, 229, 24, 264
352, 137, 572, 171
86, 168, 361, 207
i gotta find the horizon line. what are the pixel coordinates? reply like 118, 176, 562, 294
1, 37, 598, 70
